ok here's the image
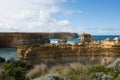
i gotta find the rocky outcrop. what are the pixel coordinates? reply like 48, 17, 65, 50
17, 43, 120, 65
0, 57, 5, 63
80, 33, 94, 42
58, 39, 67, 43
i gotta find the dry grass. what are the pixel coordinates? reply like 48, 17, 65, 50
61, 62, 92, 80
67, 62, 90, 74
26, 63, 47, 79
49, 65, 64, 74
26, 62, 94, 80
49, 62, 92, 80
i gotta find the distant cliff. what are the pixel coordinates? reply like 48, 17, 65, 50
38, 32, 78, 39
0, 32, 78, 47
17, 44, 120, 65
0, 33, 50, 47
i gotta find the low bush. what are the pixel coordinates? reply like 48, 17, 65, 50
26, 63, 47, 79
0, 58, 32, 80
91, 65, 113, 73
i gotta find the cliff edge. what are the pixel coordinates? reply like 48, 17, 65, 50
18, 43, 120, 65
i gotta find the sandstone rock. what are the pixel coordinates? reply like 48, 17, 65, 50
58, 39, 67, 43
17, 43, 120, 65
0, 33, 50, 47
0, 32, 78, 48
80, 33, 94, 42
39, 32, 78, 39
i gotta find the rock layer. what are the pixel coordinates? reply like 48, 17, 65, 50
0, 32, 78, 47
39, 32, 78, 39
17, 44, 120, 65
0, 33, 50, 47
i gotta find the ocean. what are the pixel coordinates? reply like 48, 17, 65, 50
0, 35, 119, 60
50, 35, 120, 44
0, 48, 17, 60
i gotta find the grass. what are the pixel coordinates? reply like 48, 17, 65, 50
26, 63, 47, 79
25, 62, 120, 80
27, 62, 95, 80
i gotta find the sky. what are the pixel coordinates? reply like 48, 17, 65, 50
0, 0, 120, 35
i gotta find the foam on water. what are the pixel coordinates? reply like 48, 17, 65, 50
50, 39, 59, 44
50, 37, 80, 44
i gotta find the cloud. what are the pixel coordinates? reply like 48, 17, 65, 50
0, 0, 74, 32
64, 10, 73, 17
64, 9, 83, 17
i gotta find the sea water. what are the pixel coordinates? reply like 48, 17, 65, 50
0, 35, 119, 59
50, 35, 119, 44
0, 48, 17, 60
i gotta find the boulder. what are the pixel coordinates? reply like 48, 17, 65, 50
58, 39, 67, 43
0, 56, 5, 63
80, 33, 94, 42
96, 72, 114, 80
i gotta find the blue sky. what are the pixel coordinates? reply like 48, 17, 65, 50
55, 0, 120, 34
0, 0, 119, 34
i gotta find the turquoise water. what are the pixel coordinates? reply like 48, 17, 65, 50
94, 35, 119, 41
0, 48, 17, 60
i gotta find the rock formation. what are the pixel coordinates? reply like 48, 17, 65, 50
58, 39, 67, 43
80, 33, 94, 42
0, 32, 78, 47
100, 37, 120, 46
17, 33, 120, 66
40, 32, 79, 39
17, 43, 120, 65
0, 33, 50, 47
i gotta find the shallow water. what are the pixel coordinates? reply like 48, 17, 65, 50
0, 48, 17, 60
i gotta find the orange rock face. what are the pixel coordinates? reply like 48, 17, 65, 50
17, 44, 120, 65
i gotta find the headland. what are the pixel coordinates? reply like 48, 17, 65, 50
17, 33, 120, 65
0, 32, 78, 47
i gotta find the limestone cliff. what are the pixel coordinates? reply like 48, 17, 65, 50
0, 32, 78, 47
38, 32, 78, 39
17, 44, 120, 65
0, 33, 50, 47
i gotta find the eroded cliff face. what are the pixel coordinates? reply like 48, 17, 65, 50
17, 44, 120, 65
0, 32, 78, 47
0, 33, 50, 47
39, 32, 79, 39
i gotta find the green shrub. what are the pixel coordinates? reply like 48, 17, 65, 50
115, 74, 120, 80
91, 65, 113, 73
0, 59, 32, 80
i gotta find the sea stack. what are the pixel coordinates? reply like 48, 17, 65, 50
80, 33, 94, 42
